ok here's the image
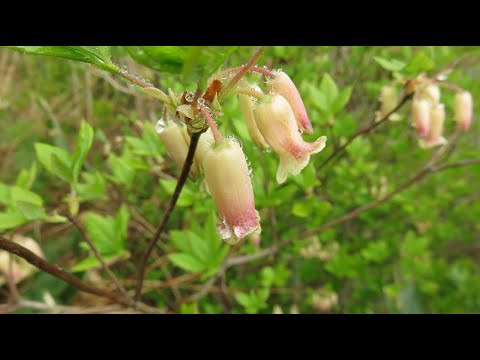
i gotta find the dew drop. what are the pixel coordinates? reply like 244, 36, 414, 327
197, 98, 205, 109
185, 91, 194, 103
155, 118, 166, 133
216, 218, 232, 240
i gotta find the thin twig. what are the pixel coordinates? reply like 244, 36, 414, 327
220, 47, 265, 97
190, 136, 480, 290
66, 214, 132, 304
0, 235, 127, 305
91, 67, 135, 95
317, 94, 413, 171
134, 131, 202, 302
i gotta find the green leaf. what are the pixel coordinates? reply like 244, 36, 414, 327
71, 250, 130, 272
292, 202, 310, 218
106, 153, 136, 187
125, 46, 237, 86
361, 241, 390, 263
373, 56, 406, 72
15, 162, 37, 190
115, 205, 130, 245
16, 201, 47, 221
0, 210, 28, 231
4, 46, 118, 73
84, 213, 121, 256
320, 73, 339, 102
234, 292, 253, 308
169, 253, 206, 273
71, 120, 94, 183
404, 52, 435, 74
332, 86, 352, 114
9, 186, 43, 207
35, 143, 73, 183
76, 172, 106, 202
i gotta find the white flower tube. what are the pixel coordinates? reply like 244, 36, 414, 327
238, 84, 269, 149
455, 91, 473, 131
203, 137, 260, 245
253, 94, 327, 184
266, 71, 313, 134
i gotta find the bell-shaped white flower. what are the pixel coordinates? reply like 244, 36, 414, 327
266, 71, 314, 134
203, 137, 261, 245
253, 94, 327, 184
455, 91, 473, 131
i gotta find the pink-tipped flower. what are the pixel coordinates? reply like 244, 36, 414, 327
419, 104, 447, 148
203, 137, 260, 245
238, 84, 269, 149
455, 91, 473, 131
266, 71, 313, 134
157, 119, 199, 178
412, 99, 430, 139
253, 94, 327, 184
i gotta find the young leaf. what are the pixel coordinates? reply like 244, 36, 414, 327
15, 163, 37, 190
35, 143, 73, 183
373, 56, 406, 72
16, 201, 47, 221
71, 120, 94, 183
0, 210, 28, 231
4, 46, 118, 73
76, 172, 106, 202
84, 213, 119, 255
169, 253, 206, 273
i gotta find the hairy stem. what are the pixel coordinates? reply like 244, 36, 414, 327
200, 106, 222, 143
220, 47, 265, 97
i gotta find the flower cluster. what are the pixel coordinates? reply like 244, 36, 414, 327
378, 74, 473, 149
156, 64, 327, 245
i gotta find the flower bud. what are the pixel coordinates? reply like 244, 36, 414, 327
203, 137, 260, 245
455, 91, 473, 131
238, 84, 269, 149
412, 99, 430, 139
419, 104, 447, 148
0, 235, 44, 286
266, 71, 313, 134
157, 120, 199, 178
378, 85, 398, 118
253, 94, 327, 184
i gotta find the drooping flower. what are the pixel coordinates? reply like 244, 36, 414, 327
203, 137, 260, 245
253, 94, 327, 184
266, 71, 313, 134
419, 103, 447, 148
376, 85, 400, 121
411, 99, 430, 139
238, 84, 269, 149
156, 119, 199, 178
455, 91, 473, 131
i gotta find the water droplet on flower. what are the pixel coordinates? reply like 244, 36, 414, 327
216, 218, 232, 240
197, 98, 205, 109
155, 119, 166, 133
185, 91, 194, 103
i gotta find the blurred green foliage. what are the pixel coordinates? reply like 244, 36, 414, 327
0, 46, 479, 314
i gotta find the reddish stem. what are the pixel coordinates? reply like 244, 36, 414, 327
200, 106, 222, 143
